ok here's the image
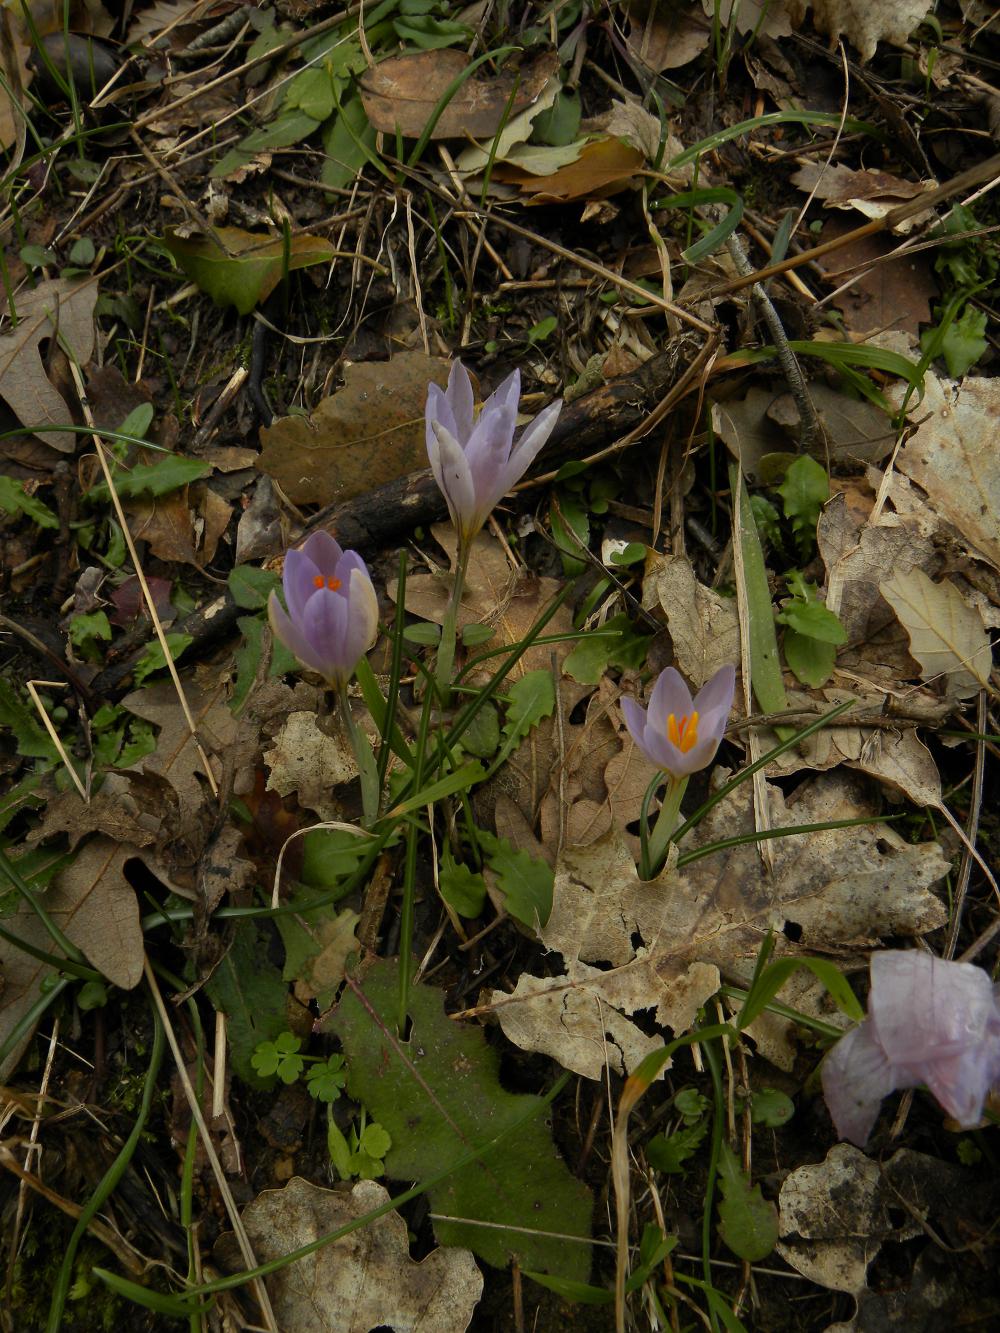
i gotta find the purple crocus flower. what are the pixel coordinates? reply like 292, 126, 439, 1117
267, 531, 379, 689
425, 360, 562, 542
621, 665, 736, 779
822, 951, 1000, 1147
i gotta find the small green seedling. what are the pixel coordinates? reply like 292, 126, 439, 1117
251, 1031, 348, 1103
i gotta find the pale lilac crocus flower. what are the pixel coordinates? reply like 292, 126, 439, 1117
267, 531, 378, 690
622, 665, 736, 780
822, 951, 1000, 1147
622, 664, 736, 877
425, 360, 562, 545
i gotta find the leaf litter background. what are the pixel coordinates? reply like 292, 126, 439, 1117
1, 0, 1000, 1329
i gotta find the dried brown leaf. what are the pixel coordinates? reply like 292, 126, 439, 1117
360, 50, 557, 140
0, 278, 97, 449
228, 1177, 483, 1332
257, 352, 452, 506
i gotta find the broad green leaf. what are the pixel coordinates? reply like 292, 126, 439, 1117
563, 614, 649, 685
461, 700, 500, 759
439, 849, 487, 918
118, 402, 154, 441
286, 67, 335, 122
164, 225, 335, 315
0, 476, 59, 528
923, 303, 988, 379
749, 1089, 794, 1128
228, 565, 280, 610
501, 670, 555, 752
69, 610, 112, 649
88, 455, 210, 500
329, 957, 593, 1279
480, 830, 553, 928
783, 629, 836, 689
132, 633, 192, 685
777, 455, 828, 556
321, 94, 378, 190
716, 1142, 778, 1262
0, 679, 58, 761
531, 89, 582, 147
523, 1273, 612, 1305
777, 596, 847, 644
300, 828, 372, 890
646, 1120, 708, 1174
204, 921, 289, 1087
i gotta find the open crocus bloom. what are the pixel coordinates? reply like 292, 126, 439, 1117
822, 951, 1000, 1147
621, 665, 736, 779
267, 531, 379, 689
425, 360, 562, 543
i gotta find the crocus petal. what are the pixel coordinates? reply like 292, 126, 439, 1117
503, 398, 562, 489
445, 360, 476, 441
822, 1020, 898, 1147
301, 530, 344, 575
620, 696, 649, 751
870, 952, 992, 1065
693, 664, 737, 728
334, 548, 372, 588
268, 591, 329, 677
283, 547, 322, 621
428, 422, 478, 536
463, 399, 516, 479
341, 565, 380, 667
646, 668, 695, 743
301, 586, 352, 685
426, 382, 460, 450
485, 367, 521, 420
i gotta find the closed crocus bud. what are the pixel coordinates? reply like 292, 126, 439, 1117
425, 360, 562, 543
621, 665, 736, 779
822, 951, 1000, 1147
267, 532, 378, 689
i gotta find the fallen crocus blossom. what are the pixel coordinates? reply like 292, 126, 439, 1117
425, 360, 562, 544
621, 664, 736, 779
268, 531, 379, 689
822, 950, 1000, 1147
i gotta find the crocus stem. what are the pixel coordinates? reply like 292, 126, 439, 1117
646, 775, 689, 876
338, 686, 379, 826
435, 537, 470, 704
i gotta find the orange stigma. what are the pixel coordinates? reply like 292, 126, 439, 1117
312, 574, 342, 591
667, 711, 699, 753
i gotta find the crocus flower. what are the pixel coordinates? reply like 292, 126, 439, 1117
621, 665, 736, 779
267, 531, 378, 689
425, 360, 562, 543
822, 951, 1000, 1147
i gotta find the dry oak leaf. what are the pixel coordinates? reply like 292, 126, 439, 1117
0, 836, 143, 1080
495, 136, 645, 203
493, 771, 947, 1078
892, 374, 1000, 573
257, 352, 451, 507
880, 567, 992, 700
0, 277, 97, 450
263, 710, 359, 821
230, 1176, 483, 1332
785, 0, 931, 60
360, 49, 557, 141
642, 551, 740, 687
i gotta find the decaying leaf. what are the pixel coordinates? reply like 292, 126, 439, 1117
263, 710, 359, 820
257, 352, 451, 506
880, 568, 992, 699
814, 218, 937, 337
0, 277, 97, 450
495, 136, 645, 203
0, 836, 143, 1080
893, 373, 1000, 572
643, 552, 740, 687
491, 772, 947, 1078
787, 0, 932, 61
359, 49, 557, 141
777, 1143, 909, 1296
224, 1177, 483, 1333
163, 227, 335, 315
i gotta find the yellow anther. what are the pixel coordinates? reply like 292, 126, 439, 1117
667, 711, 699, 753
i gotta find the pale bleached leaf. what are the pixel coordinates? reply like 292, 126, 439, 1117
880, 567, 992, 699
